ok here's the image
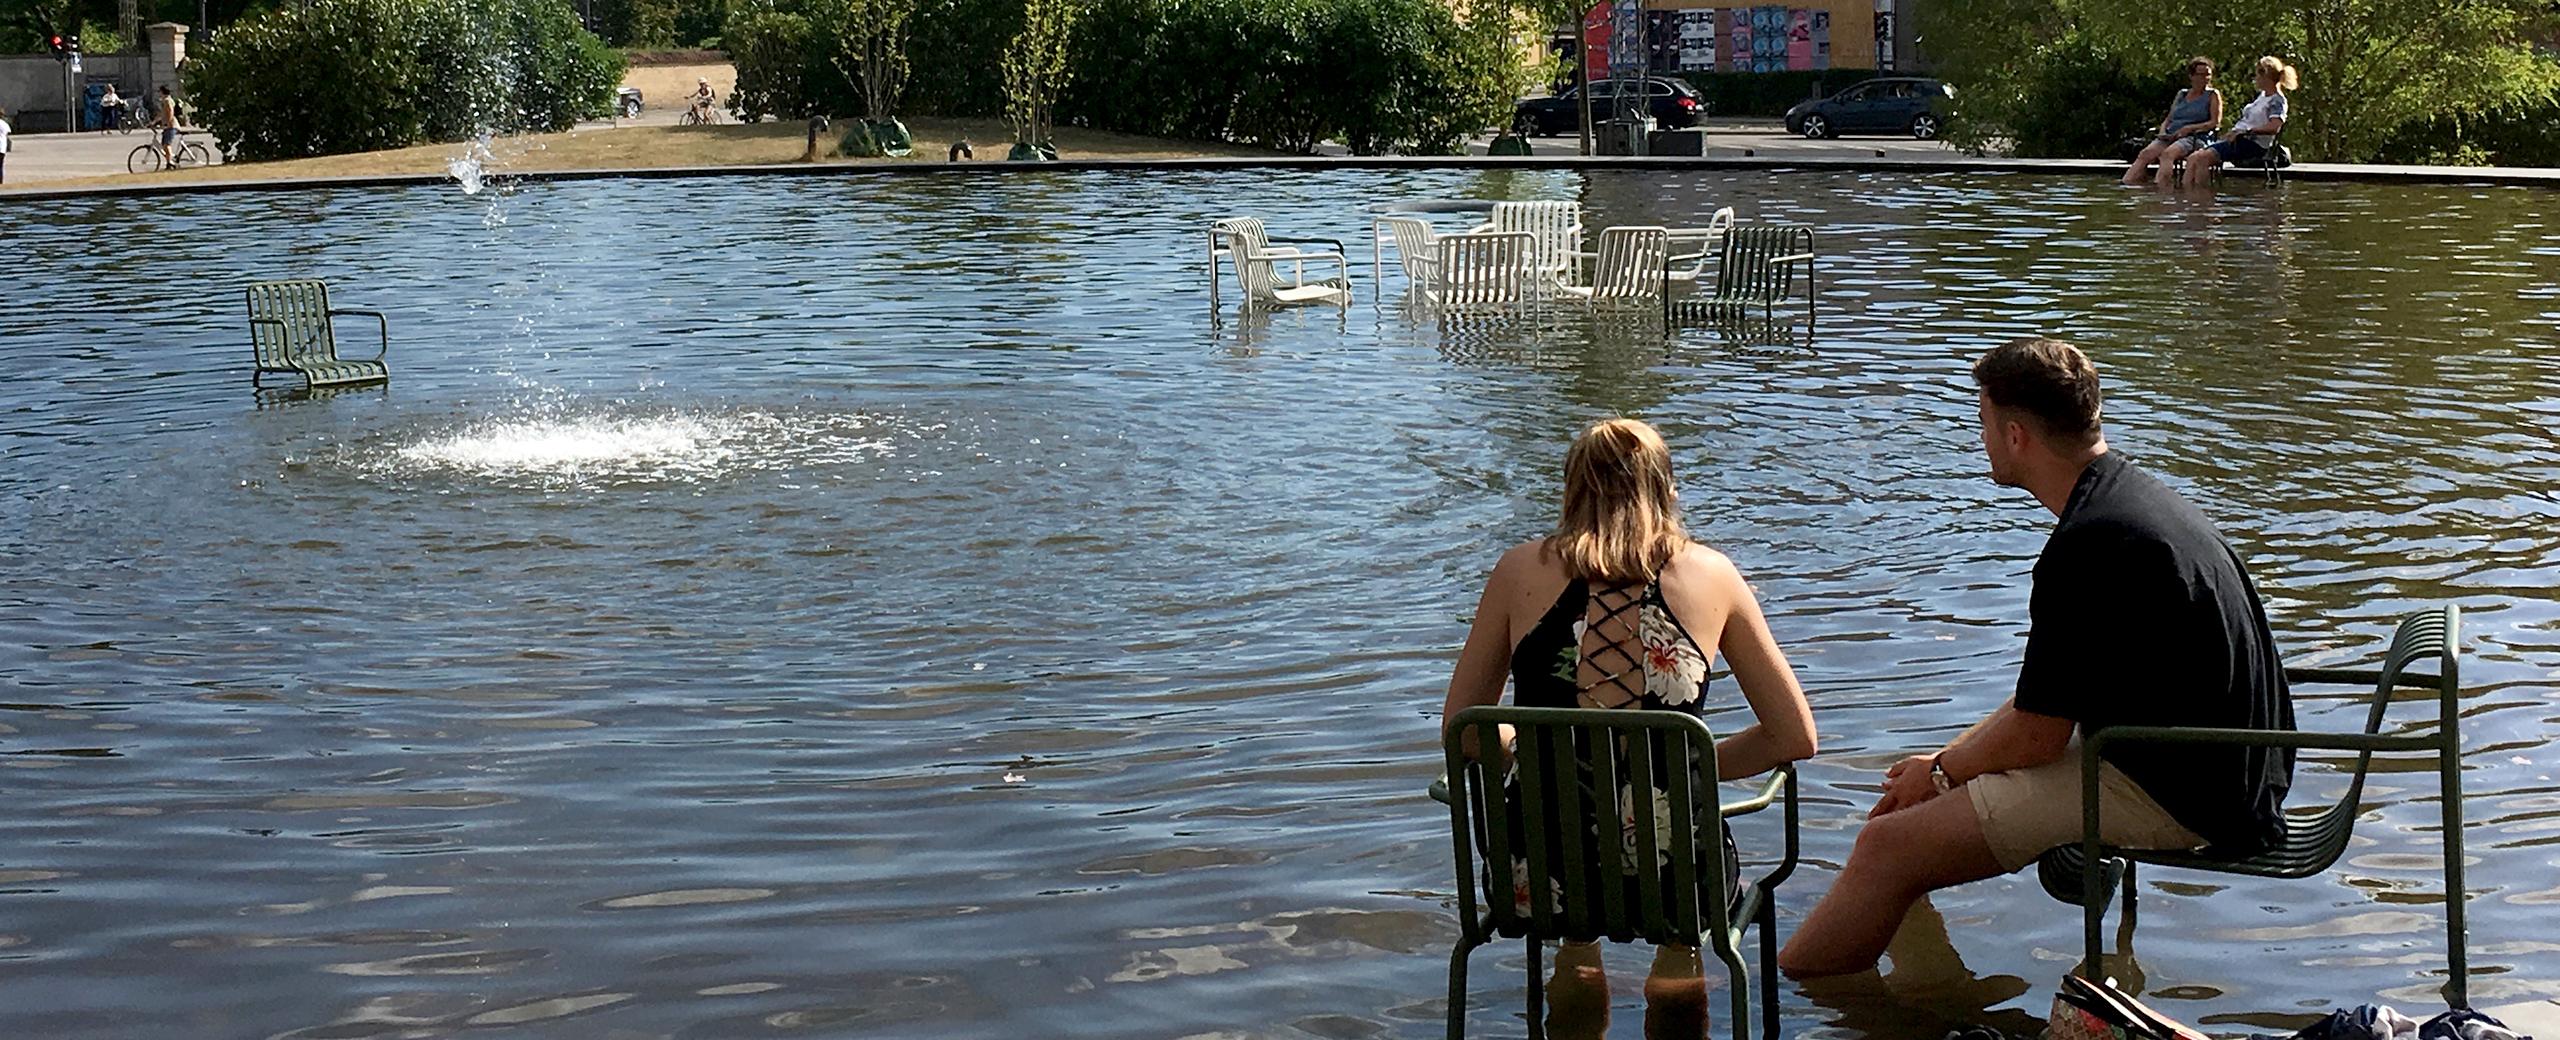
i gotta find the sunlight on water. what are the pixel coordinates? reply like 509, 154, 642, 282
376, 407, 899, 486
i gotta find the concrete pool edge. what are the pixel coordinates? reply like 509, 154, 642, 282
7, 154, 2556, 201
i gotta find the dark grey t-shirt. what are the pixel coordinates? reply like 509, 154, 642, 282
2015, 452, 2294, 851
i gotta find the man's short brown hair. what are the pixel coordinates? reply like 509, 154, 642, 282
1972, 338, 2102, 443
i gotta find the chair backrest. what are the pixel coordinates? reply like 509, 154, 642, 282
1221, 228, 1285, 304
1584, 225, 1671, 302
2338, 606, 2459, 812
1212, 216, 1272, 254
1432, 232, 1531, 310
1443, 706, 1727, 947
1379, 216, 1440, 285
1488, 201, 1581, 277
245, 280, 337, 367
1715, 224, 1814, 302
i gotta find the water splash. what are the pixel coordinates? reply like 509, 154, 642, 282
363, 406, 904, 488
446, 134, 496, 196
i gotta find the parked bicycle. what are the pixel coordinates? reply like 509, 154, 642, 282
129, 132, 215, 173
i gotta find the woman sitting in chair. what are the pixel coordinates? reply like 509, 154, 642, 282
2123, 57, 2222, 186
2182, 56, 2297, 185
1441, 417, 1818, 1039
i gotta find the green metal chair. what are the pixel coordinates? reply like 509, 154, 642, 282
246, 280, 390, 391
2040, 606, 2467, 1006
1438, 706, 1798, 1040
1668, 223, 1815, 331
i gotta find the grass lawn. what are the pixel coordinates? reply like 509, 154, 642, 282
31, 116, 1291, 191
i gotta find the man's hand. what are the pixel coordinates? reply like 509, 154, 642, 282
1869, 753, 1942, 819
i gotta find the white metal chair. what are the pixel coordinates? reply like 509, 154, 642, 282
1373, 216, 1442, 296
1466, 202, 1582, 294
1427, 232, 1533, 312
1559, 225, 1672, 305
1663, 207, 1737, 290
1218, 226, 1353, 309
1208, 217, 1348, 309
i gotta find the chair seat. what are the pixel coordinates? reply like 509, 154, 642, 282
1268, 283, 1351, 306
293, 359, 390, 387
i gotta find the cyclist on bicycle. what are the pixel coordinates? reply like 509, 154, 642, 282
690, 78, 716, 124
153, 86, 179, 167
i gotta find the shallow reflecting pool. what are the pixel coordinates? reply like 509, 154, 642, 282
1, 167, 2556, 1039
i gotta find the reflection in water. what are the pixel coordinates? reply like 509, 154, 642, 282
0, 169, 2555, 1040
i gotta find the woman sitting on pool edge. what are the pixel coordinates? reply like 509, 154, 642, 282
2123, 57, 2223, 186
1440, 417, 1818, 1040
2183, 56, 2297, 185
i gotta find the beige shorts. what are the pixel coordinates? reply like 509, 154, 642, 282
1965, 750, 2206, 874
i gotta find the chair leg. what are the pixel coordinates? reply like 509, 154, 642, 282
1720, 941, 1754, 1040
1525, 938, 1546, 1040
1760, 897, 1782, 1040
1448, 938, 1475, 1040
2122, 860, 2139, 932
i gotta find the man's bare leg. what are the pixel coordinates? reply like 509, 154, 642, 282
1779, 788, 2005, 978
1546, 940, 1610, 1040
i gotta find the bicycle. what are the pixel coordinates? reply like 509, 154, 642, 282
129, 132, 215, 173
680, 95, 728, 126
100, 103, 138, 134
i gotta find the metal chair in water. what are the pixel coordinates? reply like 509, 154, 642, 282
1374, 215, 1443, 299
245, 280, 390, 391
1671, 224, 1815, 330
2038, 606, 2468, 1006
1558, 226, 1671, 306
1438, 706, 1799, 1040
1465, 201, 1583, 296
1426, 232, 1535, 313
1207, 216, 1350, 310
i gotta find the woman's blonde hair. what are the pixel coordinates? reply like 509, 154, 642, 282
1545, 418, 1691, 584
2255, 55, 2299, 91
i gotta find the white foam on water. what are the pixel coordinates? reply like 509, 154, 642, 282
397, 414, 734, 477
374, 408, 900, 487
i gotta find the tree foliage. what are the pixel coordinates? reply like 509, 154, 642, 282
1922, 0, 2560, 162
1000, 0, 1074, 147
186, 0, 621, 160
723, 0, 915, 120
1060, 0, 1526, 154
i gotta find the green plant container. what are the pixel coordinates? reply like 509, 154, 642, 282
869, 118, 913, 157
838, 121, 883, 158
1007, 140, 1058, 161
1487, 133, 1534, 156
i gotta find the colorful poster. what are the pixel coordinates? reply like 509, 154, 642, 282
1670, 10, 1716, 72
1728, 8, 1753, 75
1811, 9, 1831, 69
1582, 1, 1611, 84
1787, 9, 1813, 70
1756, 6, 1787, 72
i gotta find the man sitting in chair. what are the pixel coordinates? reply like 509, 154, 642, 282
1778, 337, 2296, 978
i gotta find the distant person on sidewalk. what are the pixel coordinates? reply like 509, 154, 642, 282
2183, 56, 2295, 184
100, 83, 126, 130
1777, 338, 2295, 979
153, 86, 179, 168
1, 107, 12, 184
2122, 57, 2222, 186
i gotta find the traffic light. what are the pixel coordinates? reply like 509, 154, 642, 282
65, 32, 79, 53
46, 33, 65, 55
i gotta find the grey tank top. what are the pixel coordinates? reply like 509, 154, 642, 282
2165, 89, 2216, 134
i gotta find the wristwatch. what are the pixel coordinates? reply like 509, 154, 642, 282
1928, 755, 1955, 793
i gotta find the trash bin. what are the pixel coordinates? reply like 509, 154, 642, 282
1597, 116, 1656, 156
1649, 128, 1707, 156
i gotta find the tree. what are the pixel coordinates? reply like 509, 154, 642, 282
810, 0, 911, 120
1924, 0, 2560, 162
1002, 0, 1076, 152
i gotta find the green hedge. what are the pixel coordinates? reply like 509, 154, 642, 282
189, 0, 620, 160
1059, 0, 1523, 154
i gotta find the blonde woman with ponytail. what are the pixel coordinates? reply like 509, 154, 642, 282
2185, 55, 2297, 182
1441, 418, 1816, 1039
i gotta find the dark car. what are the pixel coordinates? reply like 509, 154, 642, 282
1784, 77, 1954, 140
1514, 77, 1705, 136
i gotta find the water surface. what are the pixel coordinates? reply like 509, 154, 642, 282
1, 167, 2556, 1038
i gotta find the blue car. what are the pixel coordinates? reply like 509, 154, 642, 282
1784, 77, 1954, 140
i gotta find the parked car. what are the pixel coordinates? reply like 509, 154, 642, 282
1784, 77, 1954, 140
1514, 77, 1705, 136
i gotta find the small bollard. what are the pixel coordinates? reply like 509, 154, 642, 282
804, 114, 831, 161
949, 139, 973, 161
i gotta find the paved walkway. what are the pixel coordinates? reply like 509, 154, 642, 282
0, 116, 1956, 187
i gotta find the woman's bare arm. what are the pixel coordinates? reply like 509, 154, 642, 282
1696, 554, 1818, 780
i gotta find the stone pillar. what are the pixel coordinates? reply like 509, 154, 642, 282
145, 22, 186, 96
